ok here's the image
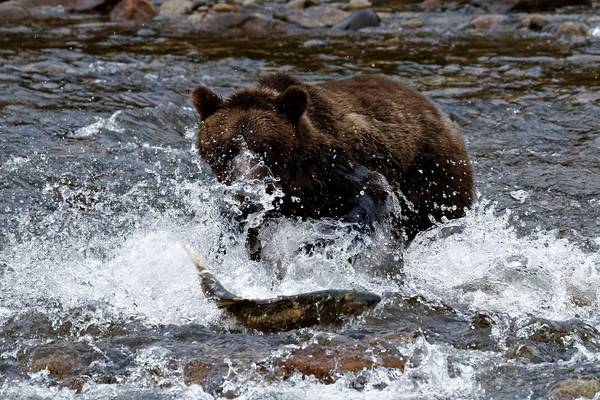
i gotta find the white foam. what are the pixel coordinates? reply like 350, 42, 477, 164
403, 201, 600, 325
72, 110, 124, 138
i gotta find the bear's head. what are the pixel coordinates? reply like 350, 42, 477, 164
191, 85, 309, 186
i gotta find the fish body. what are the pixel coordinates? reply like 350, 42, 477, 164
181, 242, 380, 332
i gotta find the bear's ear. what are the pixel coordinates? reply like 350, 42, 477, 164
276, 86, 308, 124
191, 86, 222, 120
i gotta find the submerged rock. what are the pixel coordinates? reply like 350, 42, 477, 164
183, 359, 230, 393
549, 378, 600, 400
278, 4, 349, 29
275, 337, 405, 383
110, 0, 156, 23
471, 14, 508, 30
26, 342, 101, 392
404, 18, 425, 29
522, 14, 549, 31
555, 21, 589, 36
189, 11, 289, 36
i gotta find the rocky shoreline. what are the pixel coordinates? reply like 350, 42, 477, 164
1, 0, 599, 39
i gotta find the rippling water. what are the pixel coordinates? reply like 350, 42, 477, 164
1, 11, 600, 399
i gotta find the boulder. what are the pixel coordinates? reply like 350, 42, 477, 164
522, 14, 549, 31
471, 14, 508, 30
0, 1, 29, 22
404, 18, 424, 29
183, 359, 230, 393
549, 378, 600, 400
274, 337, 405, 383
189, 11, 289, 36
555, 21, 589, 36
26, 342, 101, 392
159, 0, 193, 16
331, 8, 379, 31
278, 4, 348, 29
110, 0, 156, 23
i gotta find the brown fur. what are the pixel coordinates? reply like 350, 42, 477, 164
192, 73, 474, 241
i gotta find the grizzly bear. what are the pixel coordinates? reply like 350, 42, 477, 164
191, 74, 473, 251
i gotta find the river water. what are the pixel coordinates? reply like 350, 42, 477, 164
1, 10, 600, 399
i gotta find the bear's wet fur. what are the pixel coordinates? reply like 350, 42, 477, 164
192, 73, 474, 243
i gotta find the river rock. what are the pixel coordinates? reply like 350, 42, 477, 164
189, 11, 289, 36
419, 0, 441, 11
212, 2, 235, 11
275, 337, 405, 383
555, 21, 589, 36
522, 14, 548, 31
472, 14, 508, 30
183, 359, 230, 393
110, 0, 156, 22
331, 8, 379, 31
344, 0, 371, 11
404, 18, 424, 29
27, 341, 100, 392
526, 318, 598, 345
279, 4, 348, 29
549, 378, 600, 400
0, 1, 29, 22
159, 0, 193, 15
286, 0, 310, 9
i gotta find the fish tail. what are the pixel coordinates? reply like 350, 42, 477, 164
179, 241, 239, 302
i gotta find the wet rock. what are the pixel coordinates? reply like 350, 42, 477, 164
278, 4, 348, 29
286, 0, 318, 9
472, 14, 508, 30
189, 12, 289, 36
505, 342, 554, 363
555, 21, 589, 36
275, 337, 405, 383
419, 0, 441, 11
404, 18, 424, 29
302, 38, 327, 47
110, 0, 156, 23
159, 0, 193, 16
522, 14, 549, 31
137, 27, 156, 36
549, 378, 600, 400
331, 9, 379, 31
183, 359, 229, 393
212, 2, 235, 11
470, 312, 494, 329
0, 1, 29, 23
344, 0, 371, 11
526, 318, 598, 345
26, 341, 101, 392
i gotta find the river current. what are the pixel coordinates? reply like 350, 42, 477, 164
1, 11, 600, 399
